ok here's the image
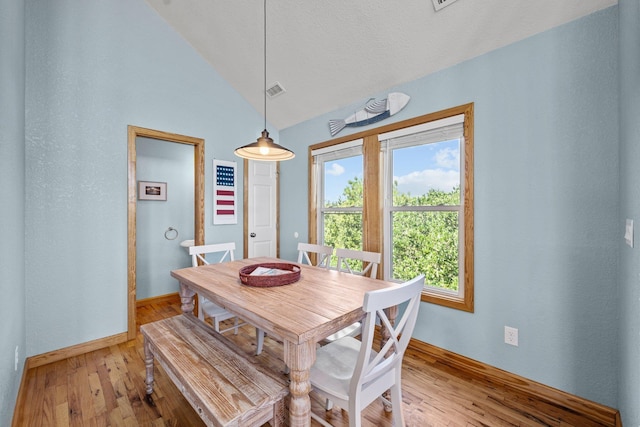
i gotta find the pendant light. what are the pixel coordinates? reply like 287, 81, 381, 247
234, 0, 295, 161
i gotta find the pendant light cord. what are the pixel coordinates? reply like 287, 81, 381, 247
263, 0, 267, 131
233, 0, 294, 161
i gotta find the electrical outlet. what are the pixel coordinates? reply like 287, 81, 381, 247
14, 346, 19, 371
504, 326, 518, 346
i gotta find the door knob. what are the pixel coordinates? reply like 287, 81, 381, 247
250, 232, 256, 238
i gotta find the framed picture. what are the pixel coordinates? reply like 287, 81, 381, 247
138, 181, 167, 201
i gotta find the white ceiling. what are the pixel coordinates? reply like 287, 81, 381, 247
144, 0, 616, 130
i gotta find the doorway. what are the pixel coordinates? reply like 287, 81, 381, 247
127, 126, 204, 340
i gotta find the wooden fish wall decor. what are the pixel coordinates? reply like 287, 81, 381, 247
328, 92, 410, 137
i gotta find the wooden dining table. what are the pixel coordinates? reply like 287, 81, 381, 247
170, 256, 397, 427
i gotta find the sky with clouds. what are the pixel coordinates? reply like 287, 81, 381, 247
324, 139, 460, 203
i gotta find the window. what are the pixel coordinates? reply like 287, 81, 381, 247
309, 103, 474, 312
381, 115, 464, 298
313, 140, 364, 264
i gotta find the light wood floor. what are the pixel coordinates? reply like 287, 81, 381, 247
14, 297, 609, 427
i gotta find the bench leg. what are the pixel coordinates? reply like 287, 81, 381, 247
143, 338, 156, 406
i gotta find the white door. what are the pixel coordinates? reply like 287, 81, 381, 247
247, 160, 277, 257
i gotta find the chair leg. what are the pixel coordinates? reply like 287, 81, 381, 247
233, 317, 239, 335
197, 298, 204, 320
325, 398, 333, 410
256, 328, 265, 355
310, 410, 335, 427
214, 317, 221, 333
348, 398, 362, 427
389, 383, 405, 426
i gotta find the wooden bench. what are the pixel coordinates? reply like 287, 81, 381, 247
141, 314, 289, 427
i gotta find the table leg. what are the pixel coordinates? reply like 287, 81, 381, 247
284, 340, 316, 427
381, 305, 398, 412
179, 282, 196, 314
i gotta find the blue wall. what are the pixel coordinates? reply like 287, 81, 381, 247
136, 137, 194, 300
24, 0, 267, 357
0, 0, 26, 423
280, 7, 620, 408
617, 0, 640, 425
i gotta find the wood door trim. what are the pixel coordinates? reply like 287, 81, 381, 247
127, 125, 204, 340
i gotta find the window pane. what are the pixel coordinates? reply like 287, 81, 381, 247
322, 212, 363, 266
392, 140, 460, 206
323, 155, 363, 208
391, 211, 459, 291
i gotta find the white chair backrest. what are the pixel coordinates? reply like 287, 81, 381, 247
335, 248, 381, 278
297, 242, 334, 268
189, 242, 236, 267
352, 274, 424, 402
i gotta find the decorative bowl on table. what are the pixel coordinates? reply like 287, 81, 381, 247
239, 263, 301, 287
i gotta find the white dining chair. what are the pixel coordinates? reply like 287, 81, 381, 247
189, 242, 265, 355
297, 242, 334, 269
321, 248, 382, 346
309, 274, 425, 427
335, 247, 380, 278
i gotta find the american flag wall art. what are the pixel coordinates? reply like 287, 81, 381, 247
213, 159, 238, 225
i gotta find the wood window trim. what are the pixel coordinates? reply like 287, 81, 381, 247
308, 103, 474, 312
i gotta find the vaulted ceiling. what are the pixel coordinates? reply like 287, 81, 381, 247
144, 0, 616, 130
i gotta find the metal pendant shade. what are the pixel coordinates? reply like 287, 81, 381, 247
234, 129, 294, 161
234, 0, 294, 161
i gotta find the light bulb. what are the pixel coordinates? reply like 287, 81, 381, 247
259, 146, 270, 155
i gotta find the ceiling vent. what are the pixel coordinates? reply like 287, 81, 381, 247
432, 0, 460, 11
266, 81, 286, 98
